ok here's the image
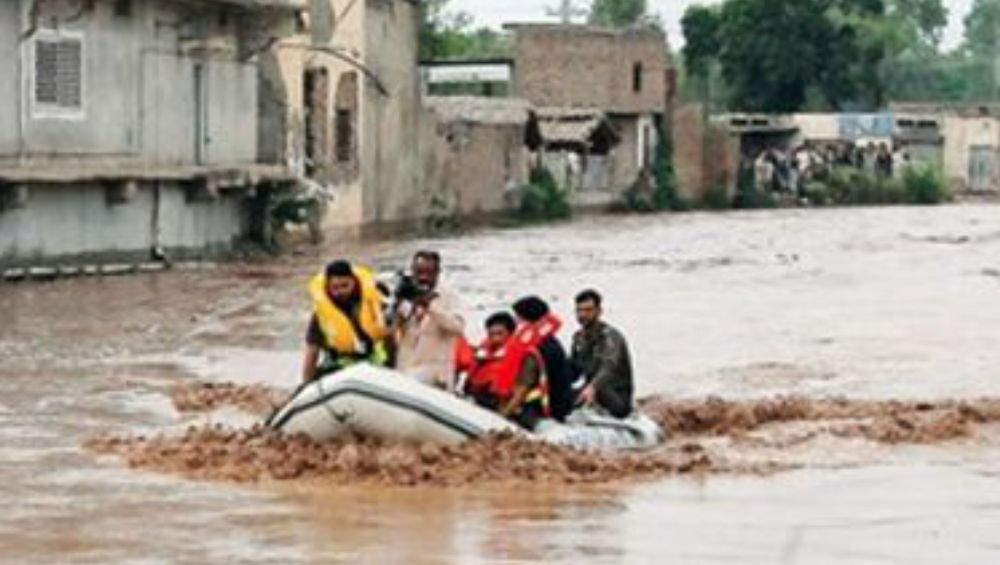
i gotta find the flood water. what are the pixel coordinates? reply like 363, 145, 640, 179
3, 204, 1000, 563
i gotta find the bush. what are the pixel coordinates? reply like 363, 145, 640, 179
808, 165, 948, 207
803, 181, 831, 206
901, 164, 948, 204
619, 126, 688, 213
652, 126, 686, 211
519, 165, 571, 220
699, 185, 732, 210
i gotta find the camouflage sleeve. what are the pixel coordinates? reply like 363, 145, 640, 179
591, 329, 625, 391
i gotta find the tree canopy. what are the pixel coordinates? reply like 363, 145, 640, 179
419, 0, 509, 60
588, 0, 648, 27
964, 0, 1000, 57
679, 0, 965, 112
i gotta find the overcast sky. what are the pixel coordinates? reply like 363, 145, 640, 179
451, 0, 975, 51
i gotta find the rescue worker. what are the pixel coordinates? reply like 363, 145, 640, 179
301, 260, 390, 383
570, 289, 634, 418
456, 312, 548, 430
511, 296, 576, 422
393, 250, 466, 390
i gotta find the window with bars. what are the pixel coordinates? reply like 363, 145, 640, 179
33, 35, 84, 115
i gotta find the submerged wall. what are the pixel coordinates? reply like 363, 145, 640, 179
0, 182, 249, 267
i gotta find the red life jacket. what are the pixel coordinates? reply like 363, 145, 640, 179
478, 314, 562, 411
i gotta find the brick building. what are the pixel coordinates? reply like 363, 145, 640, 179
506, 24, 670, 202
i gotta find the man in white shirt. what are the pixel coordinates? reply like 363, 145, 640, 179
393, 250, 466, 390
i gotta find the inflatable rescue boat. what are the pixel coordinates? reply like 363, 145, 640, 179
266, 365, 665, 451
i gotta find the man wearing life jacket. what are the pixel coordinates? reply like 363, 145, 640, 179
301, 260, 390, 382
456, 312, 549, 430
511, 296, 576, 422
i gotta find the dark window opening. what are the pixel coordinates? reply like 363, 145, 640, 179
335, 109, 352, 163
632, 62, 643, 93
303, 67, 330, 178
332, 71, 359, 182
113, 0, 132, 17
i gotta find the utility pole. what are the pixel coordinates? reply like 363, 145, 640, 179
545, 0, 586, 25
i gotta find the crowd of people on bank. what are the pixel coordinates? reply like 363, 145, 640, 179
745, 140, 912, 198
300, 251, 635, 431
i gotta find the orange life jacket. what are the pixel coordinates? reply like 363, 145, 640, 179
457, 313, 561, 415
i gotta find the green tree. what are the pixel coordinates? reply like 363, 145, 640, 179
679, 0, 953, 111
680, 5, 721, 78
588, 0, 649, 27
964, 0, 1000, 57
419, 0, 509, 60
890, 0, 947, 45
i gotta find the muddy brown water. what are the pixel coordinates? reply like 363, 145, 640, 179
3, 205, 1000, 563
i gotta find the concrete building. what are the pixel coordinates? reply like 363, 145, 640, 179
0, 0, 301, 270
891, 103, 999, 194
261, 0, 425, 237
506, 24, 670, 203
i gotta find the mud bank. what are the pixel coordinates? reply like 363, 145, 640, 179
642, 396, 1000, 444
87, 384, 1000, 488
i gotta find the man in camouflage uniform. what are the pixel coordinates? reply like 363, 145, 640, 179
570, 289, 634, 419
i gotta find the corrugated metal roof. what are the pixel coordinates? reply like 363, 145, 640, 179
425, 96, 531, 125
536, 107, 608, 144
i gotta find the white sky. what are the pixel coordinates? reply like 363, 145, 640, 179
451, 0, 975, 51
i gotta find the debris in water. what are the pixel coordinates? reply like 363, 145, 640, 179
169, 381, 288, 416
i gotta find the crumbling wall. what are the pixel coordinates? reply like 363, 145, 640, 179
422, 117, 527, 219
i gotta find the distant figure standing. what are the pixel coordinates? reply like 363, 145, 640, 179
570, 290, 634, 419
754, 150, 774, 193
875, 143, 893, 179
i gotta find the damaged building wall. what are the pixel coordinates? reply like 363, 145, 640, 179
0, 0, 296, 267
361, 0, 424, 229
0, 182, 248, 266
2, 0, 264, 166
422, 97, 530, 218
262, 0, 422, 235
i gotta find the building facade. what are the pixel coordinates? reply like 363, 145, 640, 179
507, 24, 670, 203
0, 0, 300, 270
261, 0, 426, 237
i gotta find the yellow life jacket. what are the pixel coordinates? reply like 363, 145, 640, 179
309, 267, 389, 360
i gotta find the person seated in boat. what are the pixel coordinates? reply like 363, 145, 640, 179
392, 250, 466, 390
301, 260, 391, 383
570, 289, 634, 419
456, 312, 549, 430
511, 296, 576, 422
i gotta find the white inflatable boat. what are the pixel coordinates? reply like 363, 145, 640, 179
266, 365, 665, 451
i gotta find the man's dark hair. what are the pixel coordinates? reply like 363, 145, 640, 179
575, 289, 602, 307
485, 312, 516, 333
412, 250, 441, 269
512, 296, 550, 322
325, 260, 354, 278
